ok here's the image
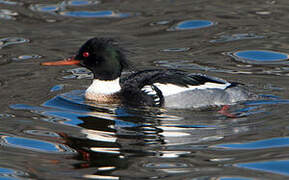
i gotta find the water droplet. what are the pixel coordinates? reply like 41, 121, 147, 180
228, 50, 289, 64
0, 37, 29, 49
0, 135, 76, 154
12, 54, 42, 61
59, 10, 131, 18
50, 84, 64, 92
168, 20, 214, 31
210, 33, 264, 43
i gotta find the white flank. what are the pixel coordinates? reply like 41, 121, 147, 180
154, 82, 231, 97
86, 78, 121, 95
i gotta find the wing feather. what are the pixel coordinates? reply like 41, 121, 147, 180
120, 69, 232, 99
121, 69, 229, 88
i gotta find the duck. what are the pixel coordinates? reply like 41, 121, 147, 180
42, 37, 256, 109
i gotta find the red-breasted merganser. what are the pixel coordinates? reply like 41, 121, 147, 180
42, 37, 256, 108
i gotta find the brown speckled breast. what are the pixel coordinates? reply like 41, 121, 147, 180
85, 92, 121, 104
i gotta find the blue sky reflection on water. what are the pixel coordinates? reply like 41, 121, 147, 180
170, 20, 214, 31
0, 136, 75, 153
236, 160, 289, 176
215, 137, 289, 150
60, 10, 131, 18
0, 167, 25, 180
2, 0, 289, 179
234, 50, 289, 62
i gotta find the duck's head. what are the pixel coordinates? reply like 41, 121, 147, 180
42, 37, 129, 80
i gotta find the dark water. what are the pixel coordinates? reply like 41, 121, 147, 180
1, 0, 289, 179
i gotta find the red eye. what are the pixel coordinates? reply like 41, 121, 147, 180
82, 52, 89, 57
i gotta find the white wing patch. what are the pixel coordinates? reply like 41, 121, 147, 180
141, 85, 162, 106
142, 85, 158, 96
154, 82, 231, 97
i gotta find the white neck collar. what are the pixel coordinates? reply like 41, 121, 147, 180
85, 78, 121, 95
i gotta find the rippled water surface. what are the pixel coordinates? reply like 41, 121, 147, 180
1, 0, 289, 179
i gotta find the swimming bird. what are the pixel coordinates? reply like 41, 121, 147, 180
42, 37, 255, 109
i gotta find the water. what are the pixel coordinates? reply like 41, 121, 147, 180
1, 0, 289, 179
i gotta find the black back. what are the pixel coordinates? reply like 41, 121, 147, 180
119, 69, 230, 107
